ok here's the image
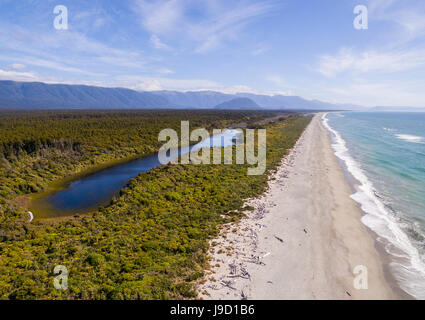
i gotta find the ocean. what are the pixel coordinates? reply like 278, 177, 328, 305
323, 112, 425, 299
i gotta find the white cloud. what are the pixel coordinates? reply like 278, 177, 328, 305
0, 22, 147, 74
317, 48, 425, 77
115, 75, 221, 91
317, 79, 425, 107
216, 85, 292, 96
312, 1, 425, 106
7, 56, 106, 77
73, 8, 113, 30
5, 63, 26, 70
218, 85, 259, 94
367, 0, 425, 42
266, 75, 287, 87
252, 47, 268, 56
133, 78, 163, 91
110, 75, 278, 95
193, 1, 276, 53
156, 67, 174, 74
368, 0, 397, 13
135, 0, 184, 36
150, 35, 172, 50
391, 10, 425, 41
195, 35, 221, 54
0, 69, 39, 81
124, 79, 292, 96
135, 0, 276, 53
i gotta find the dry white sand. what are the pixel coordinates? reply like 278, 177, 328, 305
198, 114, 398, 300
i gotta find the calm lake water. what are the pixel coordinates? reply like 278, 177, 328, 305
31, 129, 242, 218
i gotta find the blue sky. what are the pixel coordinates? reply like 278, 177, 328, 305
0, 0, 424, 106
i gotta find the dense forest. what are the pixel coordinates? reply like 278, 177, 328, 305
0, 110, 311, 299
0, 110, 277, 199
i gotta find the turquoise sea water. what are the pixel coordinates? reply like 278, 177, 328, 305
323, 112, 425, 299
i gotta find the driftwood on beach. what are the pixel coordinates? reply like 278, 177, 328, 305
198, 126, 312, 300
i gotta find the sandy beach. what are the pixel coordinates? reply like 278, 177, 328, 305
198, 114, 399, 300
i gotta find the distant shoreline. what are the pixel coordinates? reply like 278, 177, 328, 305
199, 114, 399, 299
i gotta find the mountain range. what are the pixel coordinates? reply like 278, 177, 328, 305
151, 89, 360, 110
0, 80, 374, 111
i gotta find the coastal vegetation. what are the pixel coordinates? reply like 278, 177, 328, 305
0, 110, 311, 299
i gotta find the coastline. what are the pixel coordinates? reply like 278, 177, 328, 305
322, 112, 424, 300
198, 114, 399, 300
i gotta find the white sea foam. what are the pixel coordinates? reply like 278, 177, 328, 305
383, 127, 396, 132
322, 113, 425, 299
395, 134, 424, 144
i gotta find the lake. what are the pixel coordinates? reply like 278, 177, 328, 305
30, 128, 243, 218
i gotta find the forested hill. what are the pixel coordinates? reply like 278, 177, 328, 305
214, 97, 260, 109
0, 81, 171, 109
